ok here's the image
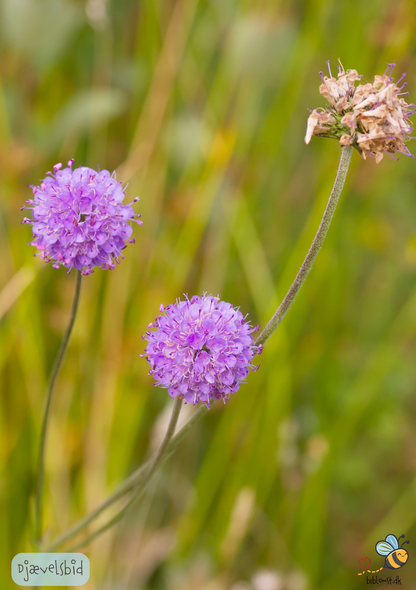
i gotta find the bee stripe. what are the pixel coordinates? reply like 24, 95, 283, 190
388, 552, 404, 568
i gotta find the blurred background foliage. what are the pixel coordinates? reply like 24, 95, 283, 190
1, 0, 416, 588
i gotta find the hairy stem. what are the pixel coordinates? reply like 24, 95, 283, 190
66, 397, 183, 551
256, 145, 353, 347
35, 270, 82, 543
43, 146, 351, 550
47, 397, 192, 551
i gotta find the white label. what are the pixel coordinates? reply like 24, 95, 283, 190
11, 553, 90, 586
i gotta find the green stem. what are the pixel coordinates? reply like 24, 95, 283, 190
67, 397, 183, 551
256, 145, 353, 347
35, 270, 82, 544
42, 145, 351, 551
47, 397, 190, 551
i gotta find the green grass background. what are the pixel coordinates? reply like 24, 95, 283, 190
1, 0, 416, 588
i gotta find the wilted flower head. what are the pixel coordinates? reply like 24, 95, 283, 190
143, 294, 262, 406
305, 60, 415, 163
22, 160, 142, 274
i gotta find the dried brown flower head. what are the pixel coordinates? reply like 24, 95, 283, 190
305, 60, 415, 163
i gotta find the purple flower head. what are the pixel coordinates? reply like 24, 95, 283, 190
143, 294, 262, 406
22, 160, 142, 274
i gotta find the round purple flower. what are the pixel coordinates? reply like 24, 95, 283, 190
143, 295, 262, 406
22, 160, 142, 274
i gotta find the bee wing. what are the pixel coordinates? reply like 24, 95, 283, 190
385, 535, 399, 550
376, 541, 394, 556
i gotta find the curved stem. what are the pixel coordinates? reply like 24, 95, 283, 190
35, 270, 82, 543
67, 397, 183, 551
256, 145, 353, 347
42, 146, 352, 551
46, 401, 206, 551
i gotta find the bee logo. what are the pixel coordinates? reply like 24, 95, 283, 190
357, 533, 410, 575
375, 534, 409, 570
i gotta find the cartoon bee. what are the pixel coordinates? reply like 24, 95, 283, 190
376, 534, 410, 570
